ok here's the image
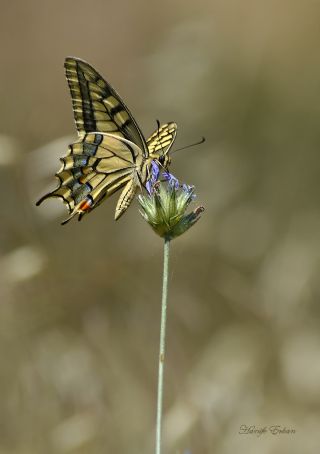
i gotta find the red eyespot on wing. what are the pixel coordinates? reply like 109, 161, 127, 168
79, 197, 93, 212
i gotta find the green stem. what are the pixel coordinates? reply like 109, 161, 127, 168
155, 237, 170, 454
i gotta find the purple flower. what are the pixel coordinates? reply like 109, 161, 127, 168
182, 183, 196, 200
146, 161, 161, 194
162, 171, 179, 189
151, 160, 160, 180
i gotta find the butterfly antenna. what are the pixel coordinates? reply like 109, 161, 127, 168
172, 136, 206, 154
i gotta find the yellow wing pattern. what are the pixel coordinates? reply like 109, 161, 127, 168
37, 57, 177, 224
65, 57, 147, 154
147, 122, 177, 157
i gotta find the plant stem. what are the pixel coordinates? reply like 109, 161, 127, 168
155, 237, 170, 454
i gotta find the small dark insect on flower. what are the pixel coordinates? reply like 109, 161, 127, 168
138, 162, 204, 239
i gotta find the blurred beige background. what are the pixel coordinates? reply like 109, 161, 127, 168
1, 1, 320, 453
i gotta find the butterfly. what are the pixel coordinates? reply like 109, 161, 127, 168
36, 57, 177, 224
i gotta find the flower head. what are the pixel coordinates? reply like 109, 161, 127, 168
139, 162, 204, 240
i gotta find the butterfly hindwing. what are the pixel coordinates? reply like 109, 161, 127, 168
36, 133, 144, 223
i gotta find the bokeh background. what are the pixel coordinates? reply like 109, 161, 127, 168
1, 1, 320, 453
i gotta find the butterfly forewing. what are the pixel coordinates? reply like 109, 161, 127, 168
147, 122, 177, 157
65, 57, 148, 155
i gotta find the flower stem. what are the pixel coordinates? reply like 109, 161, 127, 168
155, 237, 170, 454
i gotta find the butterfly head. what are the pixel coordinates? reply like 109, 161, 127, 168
157, 153, 171, 170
